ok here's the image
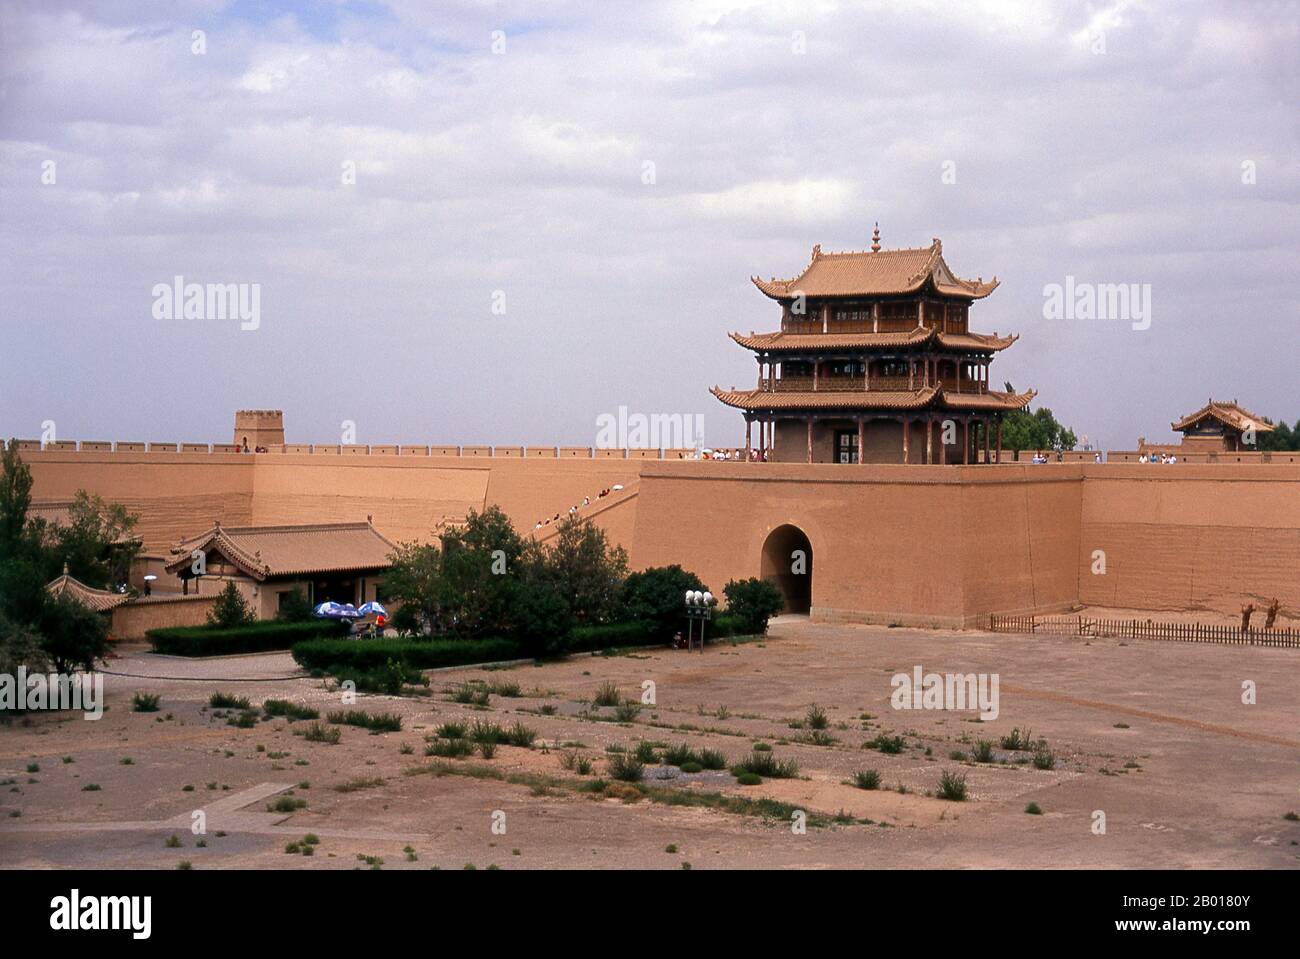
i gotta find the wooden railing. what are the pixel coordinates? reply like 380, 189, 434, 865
987, 614, 1300, 648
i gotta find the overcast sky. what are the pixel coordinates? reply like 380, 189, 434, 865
1, 0, 1296, 450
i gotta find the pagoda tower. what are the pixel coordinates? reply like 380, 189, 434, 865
711, 225, 1035, 464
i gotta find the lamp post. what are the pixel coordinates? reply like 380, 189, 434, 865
683, 590, 714, 652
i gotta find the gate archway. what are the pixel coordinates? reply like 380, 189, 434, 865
760, 524, 813, 614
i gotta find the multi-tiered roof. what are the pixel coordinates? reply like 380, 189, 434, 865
712, 229, 1034, 422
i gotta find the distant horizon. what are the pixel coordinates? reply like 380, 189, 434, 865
2, 0, 1296, 451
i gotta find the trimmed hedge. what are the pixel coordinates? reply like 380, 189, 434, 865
291, 636, 522, 674
147, 619, 350, 656
568, 620, 657, 652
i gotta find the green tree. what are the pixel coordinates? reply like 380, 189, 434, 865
621, 565, 707, 639
723, 578, 784, 635
0, 441, 34, 554
540, 515, 628, 625
275, 587, 314, 622
999, 385, 1078, 455
37, 595, 109, 673
206, 580, 255, 628
47, 491, 140, 589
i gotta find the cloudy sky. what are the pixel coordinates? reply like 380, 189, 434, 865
1, 0, 1296, 450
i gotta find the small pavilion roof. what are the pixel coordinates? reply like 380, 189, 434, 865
751, 236, 998, 301
165, 521, 396, 580
710, 386, 1035, 414
46, 569, 131, 613
729, 328, 1017, 354
1171, 400, 1274, 434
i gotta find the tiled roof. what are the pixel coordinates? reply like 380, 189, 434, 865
1171, 400, 1275, 434
751, 238, 998, 301
165, 522, 396, 580
729, 328, 1016, 353
46, 573, 131, 613
710, 386, 1035, 414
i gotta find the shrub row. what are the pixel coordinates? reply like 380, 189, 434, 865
146, 619, 350, 656
290, 636, 521, 674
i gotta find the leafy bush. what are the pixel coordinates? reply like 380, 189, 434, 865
867, 733, 906, 755
592, 681, 621, 707
619, 565, 707, 639
567, 621, 657, 652
290, 636, 519, 674
207, 581, 255, 628
148, 619, 349, 656
970, 740, 995, 763
723, 578, 784, 636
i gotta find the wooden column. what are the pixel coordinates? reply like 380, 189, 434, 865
939, 418, 947, 465
806, 417, 814, 464
745, 418, 752, 458
983, 417, 991, 464
857, 416, 866, 465
902, 418, 910, 464
995, 418, 1003, 464
925, 417, 933, 464
812, 361, 819, 391
962, 418, 970, 465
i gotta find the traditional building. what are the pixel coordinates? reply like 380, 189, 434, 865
711, 227, 1035, 463
163, 520, 395, 619
1168, 399, 1274, 453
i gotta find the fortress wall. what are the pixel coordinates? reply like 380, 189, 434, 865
1077, 464, 1300, 619
17, 446, 1300, 627
21, 451, 256, 552
628, 463, 1083, 627
957, 466, 1083, 620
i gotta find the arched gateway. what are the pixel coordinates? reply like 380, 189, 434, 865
761, 524, 812, 614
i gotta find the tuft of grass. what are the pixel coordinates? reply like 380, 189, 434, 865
970, 740, 995, 763
1025, 802, 1043, 815
263, 699, 319, 721
731, 751, 798, 779
426, 738, 475, 759
301, 722, 341, 744
452, 683, 490, 706
853, 769, 881, 791
999, 727, 1034, 751
326, 710, 402, 733
25, 762, 39, 774
164, 834, 182, 848
806, 704, 829, 730
435, 721, 468, 740
1031, 745, 1055, 770
735, 771, 762, 786
209, 692, 251, 710
267, 795, 307, 813
560, 751, 593, 775
334, 777, 385, 793
607, 751, 644, 782
867, 733, 906, 755
614, 700, 641, 723
592, 681, 621, 708
131, 692, 160, 713
226, 710, 258, 728
1283, 811, 1299, 822
486, 679, 521, 698
697, 748, 727, 770
937, 770, 968, 801
477, 741, 497, 759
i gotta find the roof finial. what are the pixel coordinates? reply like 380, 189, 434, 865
871, 222, 881, 253
63, 561, 69, 576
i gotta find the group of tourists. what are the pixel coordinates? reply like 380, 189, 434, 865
534, 485, 624, 530
696, 448, 768, 461
1138, 452, 1180, 464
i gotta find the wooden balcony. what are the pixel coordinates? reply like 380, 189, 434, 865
755, 374, 989, 394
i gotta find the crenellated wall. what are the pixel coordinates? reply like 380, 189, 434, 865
13, 443, 1300, 627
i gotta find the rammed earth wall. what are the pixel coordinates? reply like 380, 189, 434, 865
18, 449, 1300, 628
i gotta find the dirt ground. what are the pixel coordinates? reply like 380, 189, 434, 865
2, 617, 1298, 870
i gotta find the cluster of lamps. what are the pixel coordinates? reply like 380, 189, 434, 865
684, 590, 715, 607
